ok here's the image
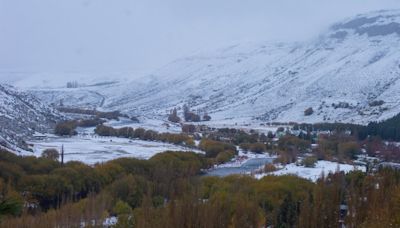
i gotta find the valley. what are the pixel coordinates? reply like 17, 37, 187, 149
2, 8, 400, 227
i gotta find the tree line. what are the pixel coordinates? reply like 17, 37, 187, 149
94, 125, 195, 147
294, 112, 400, 141
168, 105, 212, 123
2, 147, 400, 227
57, 107, 128, 120
55, 118, 106, 136
94, 125, 239, 165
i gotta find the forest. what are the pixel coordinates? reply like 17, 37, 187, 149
1, 147, 400, 227
294, 112, 400, 141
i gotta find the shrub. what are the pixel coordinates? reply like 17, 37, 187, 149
55, 121, 77, 136
78, 118, 105, 128
168, 108, 181, 123
249, 143, 267, 154
301, 156, 318, 168
113, 200, 132, 215
264, 164, 277, 173
304, 107, 314, 116
95, 125, 116, 137
130, 116, 140, 123
369, 100, 385, 107
215, 150, 236, 164
338, 141, 360, 160
199, 139, 237, 158
0, 197, 23, 219
182, 124, 196, 133
41, 149, 60, 161
240, 143, 266, 154
278, 136, 310, 152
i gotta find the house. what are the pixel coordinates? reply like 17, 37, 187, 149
32, 132, 47, 140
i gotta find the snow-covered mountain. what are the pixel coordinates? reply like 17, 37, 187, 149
0, 84, 61, 150
15, 10, 400, 124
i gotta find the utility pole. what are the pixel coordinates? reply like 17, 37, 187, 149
61, 144, 64, 165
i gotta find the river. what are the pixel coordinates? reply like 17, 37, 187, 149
205, 157, 274, 177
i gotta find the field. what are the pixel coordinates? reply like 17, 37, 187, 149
29, 135, 203, 164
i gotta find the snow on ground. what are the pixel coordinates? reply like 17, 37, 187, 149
193, 118, 282, 134
29, 135, 203, 164
106, 117, 182, 133
9, 11, 400, 126
103, 217, 118, 226
256, 160, 366, 182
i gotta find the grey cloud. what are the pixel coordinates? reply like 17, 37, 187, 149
0, 0, 398, 80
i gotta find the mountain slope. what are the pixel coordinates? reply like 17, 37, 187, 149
106, 9, 400, 124
15, 10, 400, 124
0, 84, 61, 151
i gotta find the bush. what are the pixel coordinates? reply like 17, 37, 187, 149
78, 118, 105, 128
278, 136, 310, 152
41, 149, 60, 161
240, 143, 266, 154
369, 100, 385, 107
0, 197, 23, 219
182, 124, 196, 133
249, 143, 267, 154
54, 121, 77, 136
199, 139, 237, 158
215, 150, 236, 164
130, 116, 140, 123
301, 156, 317, 168
168, 108, 181, 123
95, 125, 116, 137
113, 200, 132, 215
304, 107, 314, 116
338, 141, 360, 160
264, 164, 277, 173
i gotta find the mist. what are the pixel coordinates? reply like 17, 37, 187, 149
0, 0, 399, 80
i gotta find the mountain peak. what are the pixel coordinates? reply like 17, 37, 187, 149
329, 9, 400, 39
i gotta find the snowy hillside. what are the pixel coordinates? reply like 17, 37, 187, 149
0, 84, 61, 150
15, 10, 400, 124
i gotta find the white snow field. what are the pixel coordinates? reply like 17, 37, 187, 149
256, 161, 366, 182
29, 135, 203, 164
13, 10, 400, 125
106, 117, 182, 134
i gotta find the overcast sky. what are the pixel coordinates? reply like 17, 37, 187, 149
0, 0, 399, 77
